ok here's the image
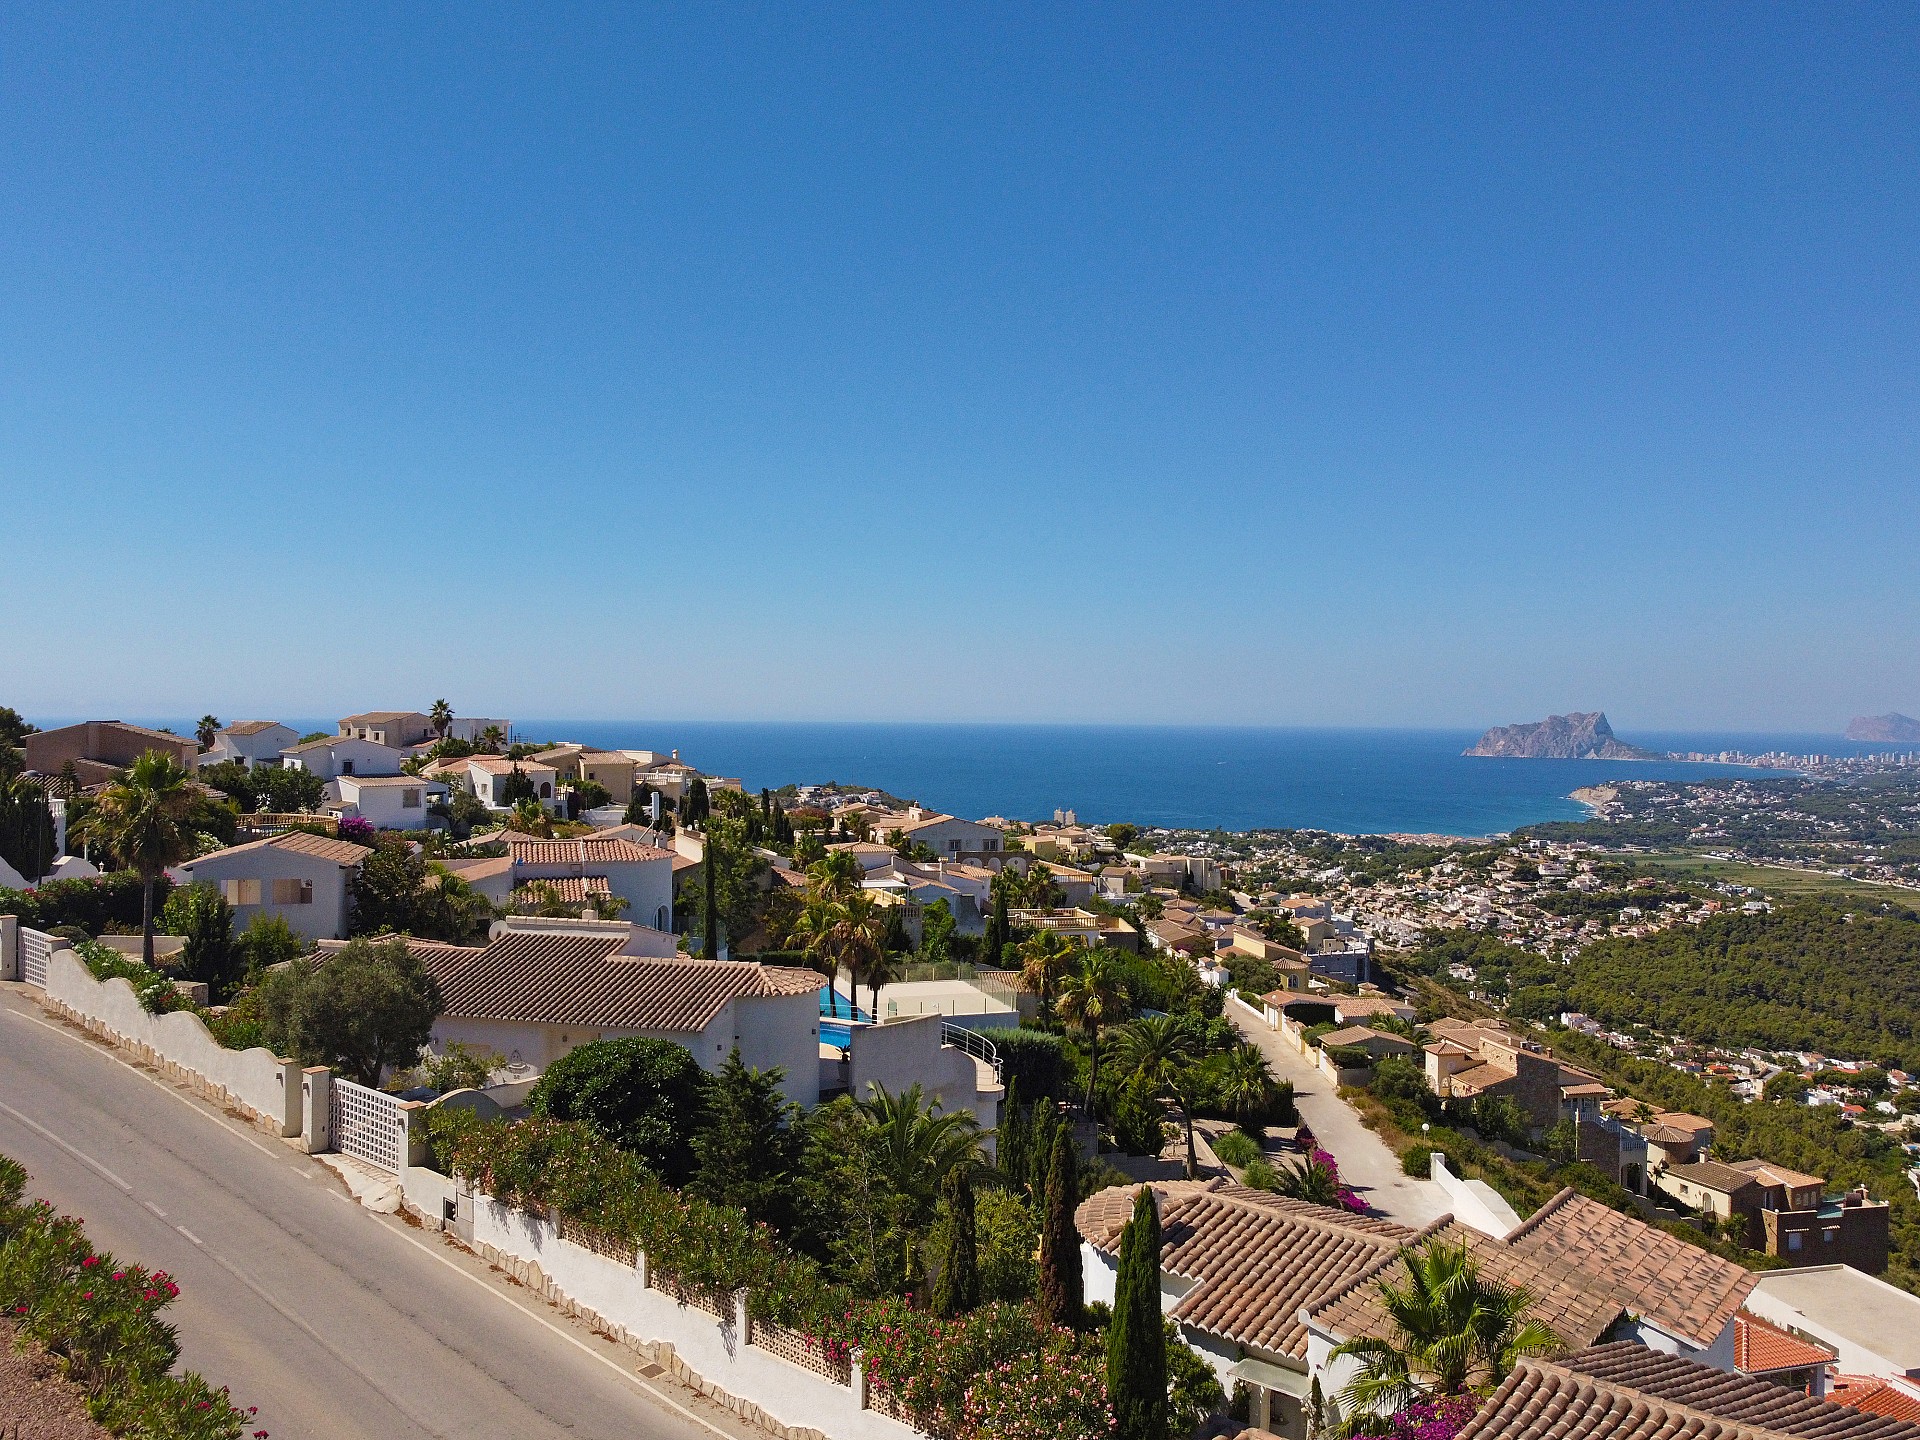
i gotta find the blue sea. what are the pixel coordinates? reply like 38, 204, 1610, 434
448, 722, 1870, 837
100, 718, 1893, 838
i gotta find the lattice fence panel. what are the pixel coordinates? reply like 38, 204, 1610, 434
330, 1078, 404, 1173
20, 928, 55, 988
556, 1215, 638, 1267
755, 1322, 853, 1385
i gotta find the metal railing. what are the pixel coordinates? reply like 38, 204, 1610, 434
940, 1022, 1002, 1081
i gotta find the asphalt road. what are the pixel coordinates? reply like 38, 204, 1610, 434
0, 986, 756, 1440
1227, 1002, 1452, 1229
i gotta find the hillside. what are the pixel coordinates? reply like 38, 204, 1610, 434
1463, 711, 1659, 760
1848, 713, 1920, 743
1563, 903, 1920, 1070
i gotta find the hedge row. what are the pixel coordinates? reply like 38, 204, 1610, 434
0, 1152, 257, 1440
427, 1110, 1108, 1440
0, 872, 168, 934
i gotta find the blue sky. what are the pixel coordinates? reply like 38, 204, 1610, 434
1, 4, 1914, 729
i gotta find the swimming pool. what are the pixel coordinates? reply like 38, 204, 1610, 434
821, 1020, 854, 1048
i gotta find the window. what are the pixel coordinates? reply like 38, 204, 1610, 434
540, 782, 552, 798
1787, 1232, 1803, 1252
272, 878, 313, 905
402, 788, 421, 808
223, 878, 262, 906
342, 760, 355, 776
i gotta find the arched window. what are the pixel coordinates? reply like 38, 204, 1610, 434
539, 782, 552, 798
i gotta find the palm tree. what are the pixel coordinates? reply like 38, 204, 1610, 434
1329, 1239, 1559, 1420
509, 797, 552, 837
857, 1082, 986, 1220
479, 724, 505, 754
1270, 1154, 1343, 1206
833, 891, 890, 1019
195, 715, 221, 751
1055, 949, 1126, 1129
429, 699, 453, 738
1112, 1015, 1205, 1177
1214, 1044, 1280, 1128
1018, 929, 1078, 1017
80, 751, 196, 965
806, 849, 863, 899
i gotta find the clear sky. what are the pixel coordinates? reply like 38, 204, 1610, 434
1, 4, 1914, 730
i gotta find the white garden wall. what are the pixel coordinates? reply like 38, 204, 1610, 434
471, 1197, 917, 1440
41, 949, 303, 1137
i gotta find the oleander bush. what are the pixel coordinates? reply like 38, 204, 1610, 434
0, 1152, 259, 1440
0, 871, 168, 933
426, 1108, 1133, 1440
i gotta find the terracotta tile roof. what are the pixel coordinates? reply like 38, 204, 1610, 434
510, 838, 673, 865
439, 856, 513, 882
1839, 1382, 1920, 1427
1446, 1061, 1518, 1092
1075, 1180, 1420, 1360
467, 756, 555, 775
183, 830, 373, 869
1331, 995, 1413, 1018
423, 930, 824, 1032
1459, 1344, 1920, 1440
1728, 1158, 1827, 1191
222, 720, 285, 736
1312, 1190, 1754, 1353
1668, 1160, 1769, 1195
1644, 1122, 1709, 1146
339, 711, 423, 725
1734, 1311, 1836, 1375
511, 875, 612, 903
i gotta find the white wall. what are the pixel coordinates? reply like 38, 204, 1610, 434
468, 1199, 915, 1440
710, 990, 823, 1107
42, 949, 303, 1136
286, 738, 405, 781
340, 779, 442, 831
848, 1016, 996, 1135
176, 847, 355, 942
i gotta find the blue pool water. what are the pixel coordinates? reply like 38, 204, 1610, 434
820, 1021, 853, 1048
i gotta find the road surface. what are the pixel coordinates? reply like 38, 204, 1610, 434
1227, 1001, 1451, 1229
0, 985, 759, 1440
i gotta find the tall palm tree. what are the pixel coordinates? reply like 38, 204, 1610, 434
81, 751, 196, 965
833, 891, 890, 1019
1055, 949, 1126, 1128
479, 724, 505, 753
429, 699, 453, 738
1214, 1044, 1280, 1128
1329, 1239, 1560, 1419
195, 715, 221, 751
1112, 1015, 1205, 1177
1018, 929, 1078, 1017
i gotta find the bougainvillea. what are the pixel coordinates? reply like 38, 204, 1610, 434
961, 1327, 1111, 1440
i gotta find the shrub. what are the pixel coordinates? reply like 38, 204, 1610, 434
993, 1028, 1071, 1102
1370, 1055, 1435, 1109
0, 1149, 256, 1439
1211, 1129, 1262, 1169
1401, 1144, 1436, 1178
74, 940, 191, 1015
0, 871, 166, 934
529, 1037, 706, 1183
1240, 1157, 1279, 1191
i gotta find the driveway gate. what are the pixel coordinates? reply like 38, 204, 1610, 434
329, 1078, 405, 1173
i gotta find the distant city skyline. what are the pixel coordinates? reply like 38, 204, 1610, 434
1, 5, 1913, 727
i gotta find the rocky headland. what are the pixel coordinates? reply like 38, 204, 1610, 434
1464, 711, 1660, 760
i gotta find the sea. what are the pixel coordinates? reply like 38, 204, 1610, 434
127, 719, 1901, 839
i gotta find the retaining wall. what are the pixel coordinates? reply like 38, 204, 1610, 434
39, 949, 303, 1138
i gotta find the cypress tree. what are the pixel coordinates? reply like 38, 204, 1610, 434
1028, 1099, 1059, 1197
986, 885, 1010, 966
997, 1079, 1025, 1191
701, 842, 720, 960
1107, 1187, 1167, 1440
931, 1166, 979, 1317
1037, 1124, 1082, 1329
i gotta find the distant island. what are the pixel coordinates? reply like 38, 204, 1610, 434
1845, 713, 1920, 743
1464, 711, 1660, 760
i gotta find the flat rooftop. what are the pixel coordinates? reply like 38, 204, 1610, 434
1752, 1266, 1920, 1371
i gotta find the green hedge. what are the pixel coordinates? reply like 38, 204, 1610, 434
0, 1152, 254, 1439
992, 1030, 1071, 1102
427, 1110, 1111, 1439
0, 872, 167, 934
